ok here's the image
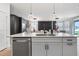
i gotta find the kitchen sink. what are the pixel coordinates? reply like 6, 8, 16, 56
36, 34, 55, 36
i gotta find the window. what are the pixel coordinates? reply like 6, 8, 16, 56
31, 21, 38, 31
57, 21, 64, 31
74, 20, 79, 35
57, 21, 70, 33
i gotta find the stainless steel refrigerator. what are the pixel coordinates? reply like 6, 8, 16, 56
10, 14, 22, 35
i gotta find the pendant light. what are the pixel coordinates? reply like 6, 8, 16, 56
54, 3, 59, 19
28, 3, 38, 21
51, 3, 59, 21
28, 3, 34, 21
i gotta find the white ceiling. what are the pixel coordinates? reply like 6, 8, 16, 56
10, 3, 79, 20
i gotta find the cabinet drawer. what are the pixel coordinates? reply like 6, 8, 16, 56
63, 43, 77, 56
32, 37, 62, 43
63, 37, 77, 43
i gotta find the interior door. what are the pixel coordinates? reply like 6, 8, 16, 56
47, 43, 62, 56
32, 42, 45, 56
0, 12, 7, 50
0, 34, 2, 50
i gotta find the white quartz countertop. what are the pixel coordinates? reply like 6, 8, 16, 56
10, 32, 77, 38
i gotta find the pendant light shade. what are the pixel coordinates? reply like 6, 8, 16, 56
50, 3, 59, 21
28, 3, 34, 21
28, 3, 38, 21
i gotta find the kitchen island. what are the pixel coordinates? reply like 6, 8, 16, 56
10, 32, 77, 56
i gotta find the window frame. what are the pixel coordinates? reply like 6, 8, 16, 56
74, 20, 79, 35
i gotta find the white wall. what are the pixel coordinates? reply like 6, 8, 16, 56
10, 4, 27, 20
0, 3, 10, 50
0, 4, 10, 14
10, 3, 79, 21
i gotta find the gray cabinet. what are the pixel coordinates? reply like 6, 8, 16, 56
63, 43, 77, 56
63, 37, 77, 56
32, 43, 46, 56
32, 37, 77, 56
47, 43, 62, 56
32, 37, 62, 56
13, 37, 32, 56
12, 37, 77, 56
32, 42, 62, 56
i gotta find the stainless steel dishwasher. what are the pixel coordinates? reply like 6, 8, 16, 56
13, 37, 32, 56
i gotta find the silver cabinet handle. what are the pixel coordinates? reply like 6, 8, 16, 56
45, 44, 49, 50
13, 40, 29, 42
67, 43, 72, 46
67, 39, 72, 41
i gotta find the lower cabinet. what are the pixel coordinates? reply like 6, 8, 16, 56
63, 42, 77, 56
32, 42, 62, 56
47, 43, 62, 56
32, 37, 62, 56
32, 43, 46, 56
32, 37, 77, 56
63, 37, 77, 56
12, 37, 77, 56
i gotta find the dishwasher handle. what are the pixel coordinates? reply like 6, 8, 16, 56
67, 39, 72, 41
13, 39, 30, 43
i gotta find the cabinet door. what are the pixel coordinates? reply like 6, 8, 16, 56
32, 43, 45, 56
63, 42, 77, 56
47, 43, 62, 56
63, 37, 77, 56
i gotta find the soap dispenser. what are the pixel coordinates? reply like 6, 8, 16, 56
51, 29, 53, 34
